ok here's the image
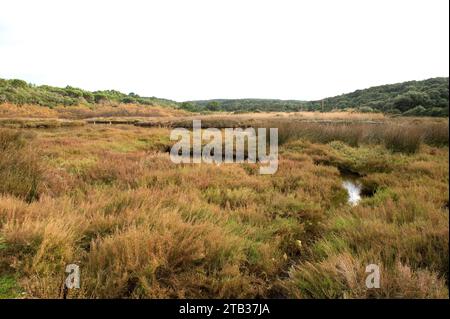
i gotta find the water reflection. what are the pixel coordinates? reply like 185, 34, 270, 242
342, 180, 362, 206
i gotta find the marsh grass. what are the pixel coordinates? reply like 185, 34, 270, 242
269, 119, 448, 153
383, 125, 423, 153
0, 129, 42, 202
0, 103, 188, 119
422, 122, 450, 146
0, 116, 448, 298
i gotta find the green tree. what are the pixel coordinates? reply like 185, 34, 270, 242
206, 101, 220, 111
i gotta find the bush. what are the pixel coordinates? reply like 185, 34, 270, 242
120, 97, 135, 104
9, 79, 28, 88
403, 106, 426, 116
358, 106, 374, 113
394, 91, 430, 112
425, 107, 449, 117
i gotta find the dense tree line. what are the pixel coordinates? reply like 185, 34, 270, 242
1, 77, 448, 116
311, 77, 449, 116
184, 77, 449, 116
180, 99, 307, 113
0, 78, 178, 108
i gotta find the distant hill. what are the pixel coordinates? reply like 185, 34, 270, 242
1, 77, 448, 116
307, 77, 449, 116
184, 77, 449, 116
0, 78, 178, 108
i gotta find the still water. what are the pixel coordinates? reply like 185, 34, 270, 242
342, 180, 362, 206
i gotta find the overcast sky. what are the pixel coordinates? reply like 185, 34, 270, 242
0, 0, 448, 101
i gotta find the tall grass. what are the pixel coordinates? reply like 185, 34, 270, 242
0, 129, 42, 202
275, 122, 365, 146
422, 122, 450, 146
0, 102, 187, 119
0, 122, 448, 299
382, 125, 422, 154
269, 120, 448, 153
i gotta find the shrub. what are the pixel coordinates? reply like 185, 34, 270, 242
358, 106, 374, 113
9, 79, 28, 88
426, 107, 449, 117
121, 97, 136, 104
403, 106, 426, 116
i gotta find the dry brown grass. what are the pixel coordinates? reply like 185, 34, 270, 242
0, 116, 448, 299
271, 119, 448, 152
288, 111, 386, 121
0, 103, 188, 119
0, 129, 42, 202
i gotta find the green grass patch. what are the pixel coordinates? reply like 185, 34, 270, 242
0, 275, 21, 299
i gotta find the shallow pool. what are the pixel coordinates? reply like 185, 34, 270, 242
342, 180, 362, 206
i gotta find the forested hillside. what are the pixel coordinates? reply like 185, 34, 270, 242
0, 78, 178, 108
180, 99, 306, 113
306, 77, 449, 116
185, 77, 449, 116
1, 77, 448, 116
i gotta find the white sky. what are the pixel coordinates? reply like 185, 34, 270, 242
0, 0, 448, 101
